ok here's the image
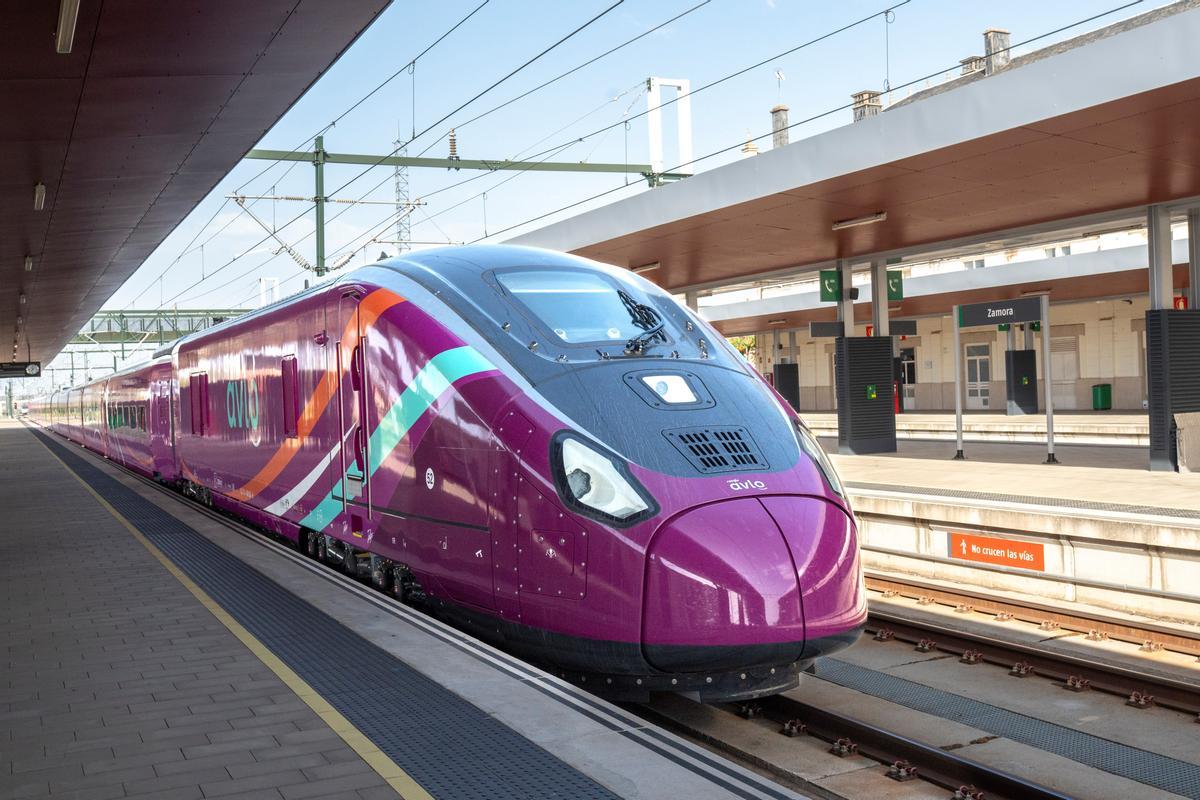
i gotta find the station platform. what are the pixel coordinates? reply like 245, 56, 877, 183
824, 437, 1200, 630
0, 419, 803, 800
805, 411, 1149, 447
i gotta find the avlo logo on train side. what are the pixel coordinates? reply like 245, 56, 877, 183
226, 376, 262, 446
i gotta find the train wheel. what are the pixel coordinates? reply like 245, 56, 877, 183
369, 557, 388, 591
342, 545, 358, 578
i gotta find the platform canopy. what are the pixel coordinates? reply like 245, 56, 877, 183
509, 2, 1200, 294
2, 0, 391, 365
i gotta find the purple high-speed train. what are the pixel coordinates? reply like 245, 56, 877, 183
29, 245, 865, 701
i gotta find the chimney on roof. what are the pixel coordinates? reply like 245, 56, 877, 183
960, 55, 984, 76
984, 28, 1010, 75
741, 129, 759, 157
771, 105, 789, 149
851, 90, 881, 123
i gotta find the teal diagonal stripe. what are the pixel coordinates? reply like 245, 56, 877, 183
299, 345, 495, 532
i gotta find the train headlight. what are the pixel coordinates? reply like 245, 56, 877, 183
794, 419, 845, 498
554, 433, 656, 526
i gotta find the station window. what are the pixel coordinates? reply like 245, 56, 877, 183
281, 356, 299, 438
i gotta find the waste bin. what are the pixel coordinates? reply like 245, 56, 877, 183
1091, 383, 1112, 411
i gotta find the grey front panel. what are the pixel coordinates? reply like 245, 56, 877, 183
1004, 349, 1038, 416
835, 337, 897, 455
1146, 310, 1200, 471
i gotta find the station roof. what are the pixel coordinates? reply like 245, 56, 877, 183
706, 247, 1190, 336
3, 0, 390, 365
509, 1, 1200, 294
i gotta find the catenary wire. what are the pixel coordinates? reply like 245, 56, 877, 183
176, 0, 912, 304
231, 1, 490, 196
153, 1, 626, 310
137, 4, 492, 309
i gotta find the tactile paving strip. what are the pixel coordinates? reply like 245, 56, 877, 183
817, 657, 1200, 798
41, 434, 619, 800
846, 481, 1200, 521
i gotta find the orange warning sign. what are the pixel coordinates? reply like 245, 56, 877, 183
949, 532, 1045, 571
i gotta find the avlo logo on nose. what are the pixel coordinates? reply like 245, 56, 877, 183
727, 477, 766, 491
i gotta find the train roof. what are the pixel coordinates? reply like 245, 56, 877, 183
57, 354, 171, 394
166, 244, 611, 351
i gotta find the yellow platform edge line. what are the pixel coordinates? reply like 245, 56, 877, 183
36, 435, 435, 800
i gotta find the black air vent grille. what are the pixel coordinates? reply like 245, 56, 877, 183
664, 426, 767, 474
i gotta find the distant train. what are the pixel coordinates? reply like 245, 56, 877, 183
29, 245, 865, 701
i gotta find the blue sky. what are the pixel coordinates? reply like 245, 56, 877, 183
103, 0, 1146, 311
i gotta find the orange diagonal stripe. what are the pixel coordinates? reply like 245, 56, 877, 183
228, 287, 406, 502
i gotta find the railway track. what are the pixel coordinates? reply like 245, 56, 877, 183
866, 573, 1200, 659
865, 609, 1200, 717
640, 581, 1200, 799
865, 575, 1200, 715
638, 690, 1073, 800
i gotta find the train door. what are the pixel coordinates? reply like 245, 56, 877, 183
489, 410, 533, 620
331, 290, 376, 542
151, 375, 173, 478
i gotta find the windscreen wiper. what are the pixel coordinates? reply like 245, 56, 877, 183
618, 290, 667, 354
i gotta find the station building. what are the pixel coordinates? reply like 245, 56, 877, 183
511, 0, 1200, 469
719, 229, 1190, 413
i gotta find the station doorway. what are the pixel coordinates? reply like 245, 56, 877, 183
900, 347, 917, 409
1051, 336, 1080, 410
964, 343, 991, 410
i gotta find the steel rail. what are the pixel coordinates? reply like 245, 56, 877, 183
866, 573, 1200, 658
754, 695, 1073, 800
866, 611, 1200, 716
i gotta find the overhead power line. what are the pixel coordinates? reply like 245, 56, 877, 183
232, 1, 491, 196
155, 1, 623, 311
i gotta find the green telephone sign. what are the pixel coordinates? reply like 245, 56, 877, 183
819, 270, 842, 302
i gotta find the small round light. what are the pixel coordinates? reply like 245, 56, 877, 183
566, 468, 591, 499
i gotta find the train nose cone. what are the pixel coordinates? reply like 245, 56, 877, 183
760, 496, 867, 659
642, 498, 805, 673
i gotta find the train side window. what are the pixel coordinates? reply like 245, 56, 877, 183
190, 373, 209, 435
281, 356, 299, 438
137, 406, 145, 432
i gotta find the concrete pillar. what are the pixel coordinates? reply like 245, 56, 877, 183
684, 290, 698, 311
1188, 208, 1200, 307
771, 105, 789, 149
870, 260, 889, 337
1148, 204, 1174, 310
835, 260, 855, 334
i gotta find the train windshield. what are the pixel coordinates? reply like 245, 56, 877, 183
497, 270, 667, 345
